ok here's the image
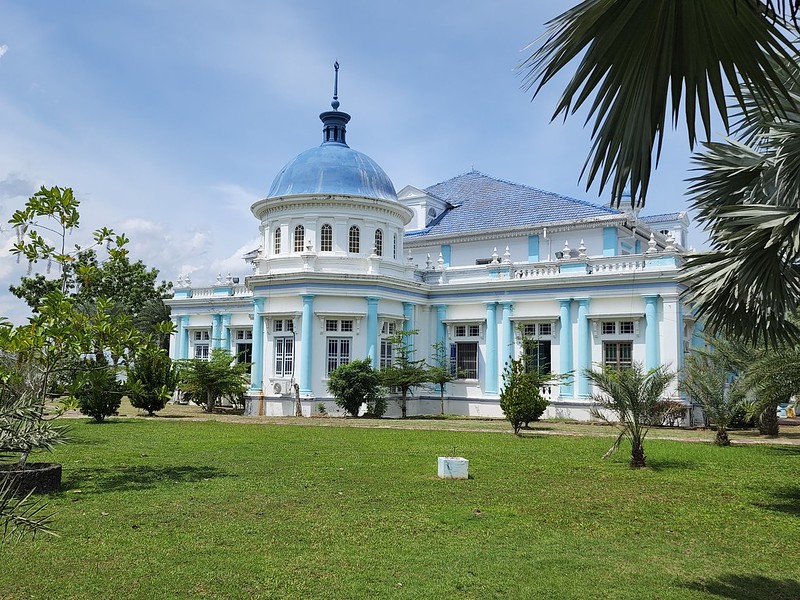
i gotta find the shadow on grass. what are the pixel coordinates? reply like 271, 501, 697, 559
643, 458, 696, 471
754, 485, 800, 516
764, 446, 800, 456
685, 573, 800, 600
62, 465, 228, 493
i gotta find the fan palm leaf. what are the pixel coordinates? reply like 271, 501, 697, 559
520, 0, 798, 206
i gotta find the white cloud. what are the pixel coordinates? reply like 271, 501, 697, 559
0, 45, 7, 59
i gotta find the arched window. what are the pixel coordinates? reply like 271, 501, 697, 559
294, 225, 305, 252
274, 228, 281, 254
393, 233, 397, 259
320, 224, 333, 252
374, 229, 383, 257
349, 225, 360, 254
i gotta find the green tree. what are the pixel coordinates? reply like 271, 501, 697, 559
327, 359, 384, 417
680, 342, 747, 446
127, 346, 178, 416
585, 363, 678, 468
178, 349, 248, 413
500, 357, 547, 435
378, 331, 428, 418
427, 341, 458, 415
522, 1, 800, 344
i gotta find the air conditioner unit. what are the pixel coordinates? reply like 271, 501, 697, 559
272, 382, 284, 395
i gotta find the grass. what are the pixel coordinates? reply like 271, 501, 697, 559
2, 418, 799, 599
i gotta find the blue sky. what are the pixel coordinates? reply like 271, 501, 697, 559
0, 1, 700, 323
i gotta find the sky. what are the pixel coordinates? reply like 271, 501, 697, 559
0, 0, 703, 324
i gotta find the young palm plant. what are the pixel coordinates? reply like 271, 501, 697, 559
680, 342, 747, 446
586, 363, 678, 468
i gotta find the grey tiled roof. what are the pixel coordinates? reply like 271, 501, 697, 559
408, 171, 620, 238
639, 212, 683, 223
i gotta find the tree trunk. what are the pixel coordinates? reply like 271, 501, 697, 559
440, 387, 445, 415
630, 439, 646, 468
759, 404, 779, 436
401, 391, 407, 419
294, 383, 302, 417
206, 391, 214, 413
714, 428, 731, 446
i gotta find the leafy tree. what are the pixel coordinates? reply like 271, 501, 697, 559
327, 359, 383, 417
69, 362, 123, 423
521, 2, 800, 345
585, 363, 678, 468
127, 346, 178, 416
500, 357, 547, 435
427, 341, 458, 415
178, 349, 248, 413
680, 342, 748, 446
378, 330, 428, 418
742, 342, 800, 436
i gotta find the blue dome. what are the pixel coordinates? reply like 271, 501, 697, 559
268, 142, 397, 201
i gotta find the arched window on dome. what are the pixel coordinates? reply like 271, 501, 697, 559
274, 228, 281, 255
374, 229, 383, 257
393, 233, 397, 259
320, 224, 333, 252
349, 226, 360, 254
294, 225, 305, 252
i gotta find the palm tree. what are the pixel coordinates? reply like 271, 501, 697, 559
521, 1, 800, 344
680, 342, 748, 446
177, 350, 248, 413
586, 363, 678, 467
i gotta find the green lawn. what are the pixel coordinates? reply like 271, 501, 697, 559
3, 419, 799, 599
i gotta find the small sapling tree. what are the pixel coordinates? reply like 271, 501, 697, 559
378, 330, 428, 418
69, 362, 124, 423
327, 359, 383, 417
427, 341, 458, 415
500, 357, 546, 435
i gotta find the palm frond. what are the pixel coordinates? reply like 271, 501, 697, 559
520, 0, 798, 206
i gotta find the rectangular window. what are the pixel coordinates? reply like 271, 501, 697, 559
236, 343, 252, 374
194, 344, 210, 360
538, 323, 552, 336
286, 319, 294, 332
523, 340, 551, 375
454, 325, 466, 337
523, 323, 536, 336
381, 321, 396, 335
274, 320, 284, 332
236, 329, 253, 340
601, 322, 616, 335
455, 342, 478, 379
275, 337, 294, 377
340, 320, 353, 332
619, 321, 635, 335
603, 341, 633, 369
194, 330, 210, 341
380, 340, 393, 369
468, 324, 480, 337
327, 337, 351, 374
325, 319, 338, 332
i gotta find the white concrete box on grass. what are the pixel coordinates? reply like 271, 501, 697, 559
438, 456, 469, 479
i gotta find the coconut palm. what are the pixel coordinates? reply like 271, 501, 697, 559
522, 1, 800, 344
586, 363, 678, 467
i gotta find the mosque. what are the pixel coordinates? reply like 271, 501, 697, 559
167, 69, 694, 420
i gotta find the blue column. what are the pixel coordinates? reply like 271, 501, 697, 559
300, 294, 314, 394
403, 302, 414, 351
501, 301, 514, 366
527, 235, 540, 262
643, 295, 660, 371
366, 296, 379, 367
603, 227, 618, 257
435, 304, 447, 349
559, 299, 573, 398
440, 244, 451, 267
576, 298, 591, 396
485, 302, 498, 395
223, 314, 232, 353
179, 315, 190, 360
249, 299, 265, 392
212, 314, 223, 350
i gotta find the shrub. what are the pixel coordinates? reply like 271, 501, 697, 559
500, 358, 547, 435
70, 363, 123, 423
127, 346, 178, 416
327, 359, 383, 417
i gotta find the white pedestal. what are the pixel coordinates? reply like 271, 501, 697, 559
438, 456, 469, 479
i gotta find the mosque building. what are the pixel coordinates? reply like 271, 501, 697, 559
167, 69, 693, 420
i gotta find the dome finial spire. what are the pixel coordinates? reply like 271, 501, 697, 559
331, 61, 340, 111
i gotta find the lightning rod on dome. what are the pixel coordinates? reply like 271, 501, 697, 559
332, 61, 340, 111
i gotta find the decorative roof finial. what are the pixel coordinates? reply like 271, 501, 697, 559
331, 61, 340, 111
